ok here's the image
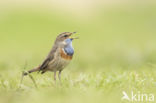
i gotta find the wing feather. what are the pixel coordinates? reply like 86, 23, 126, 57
39, 45, 58, 70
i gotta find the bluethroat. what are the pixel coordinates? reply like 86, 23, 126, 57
23, 32, 77, 83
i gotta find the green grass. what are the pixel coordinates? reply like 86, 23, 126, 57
0, 4, 156, 103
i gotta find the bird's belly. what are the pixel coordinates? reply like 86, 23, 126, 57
57, 56, 71, 70
48, 57, 71, 71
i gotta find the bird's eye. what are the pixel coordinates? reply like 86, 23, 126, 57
64, 35, 68, 37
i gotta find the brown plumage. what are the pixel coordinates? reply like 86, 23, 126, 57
23, 32, 77, 82
60, 48, 73, 60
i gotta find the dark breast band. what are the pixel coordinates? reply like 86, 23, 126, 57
60, 48, 73, 60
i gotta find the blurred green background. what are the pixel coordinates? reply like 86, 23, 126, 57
0, 0, 156, 103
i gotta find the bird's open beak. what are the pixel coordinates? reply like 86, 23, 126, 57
70, 32, 79, 40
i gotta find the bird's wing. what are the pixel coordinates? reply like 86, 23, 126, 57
39, 45, 58, 70
39, 58, 51, 70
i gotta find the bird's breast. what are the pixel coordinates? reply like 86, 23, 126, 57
60, 48, 73, 60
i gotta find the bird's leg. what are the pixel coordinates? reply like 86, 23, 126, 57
54, 71, 56, 84
58, 70, 62, 84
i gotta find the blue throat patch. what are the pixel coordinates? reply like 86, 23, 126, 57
64, 44, 74, 56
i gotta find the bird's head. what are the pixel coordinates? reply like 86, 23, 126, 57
55, 32, 78, 47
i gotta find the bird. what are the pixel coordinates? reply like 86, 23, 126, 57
23, 32, 77, 83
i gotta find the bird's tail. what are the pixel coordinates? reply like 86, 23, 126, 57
23, 66, 40, 76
